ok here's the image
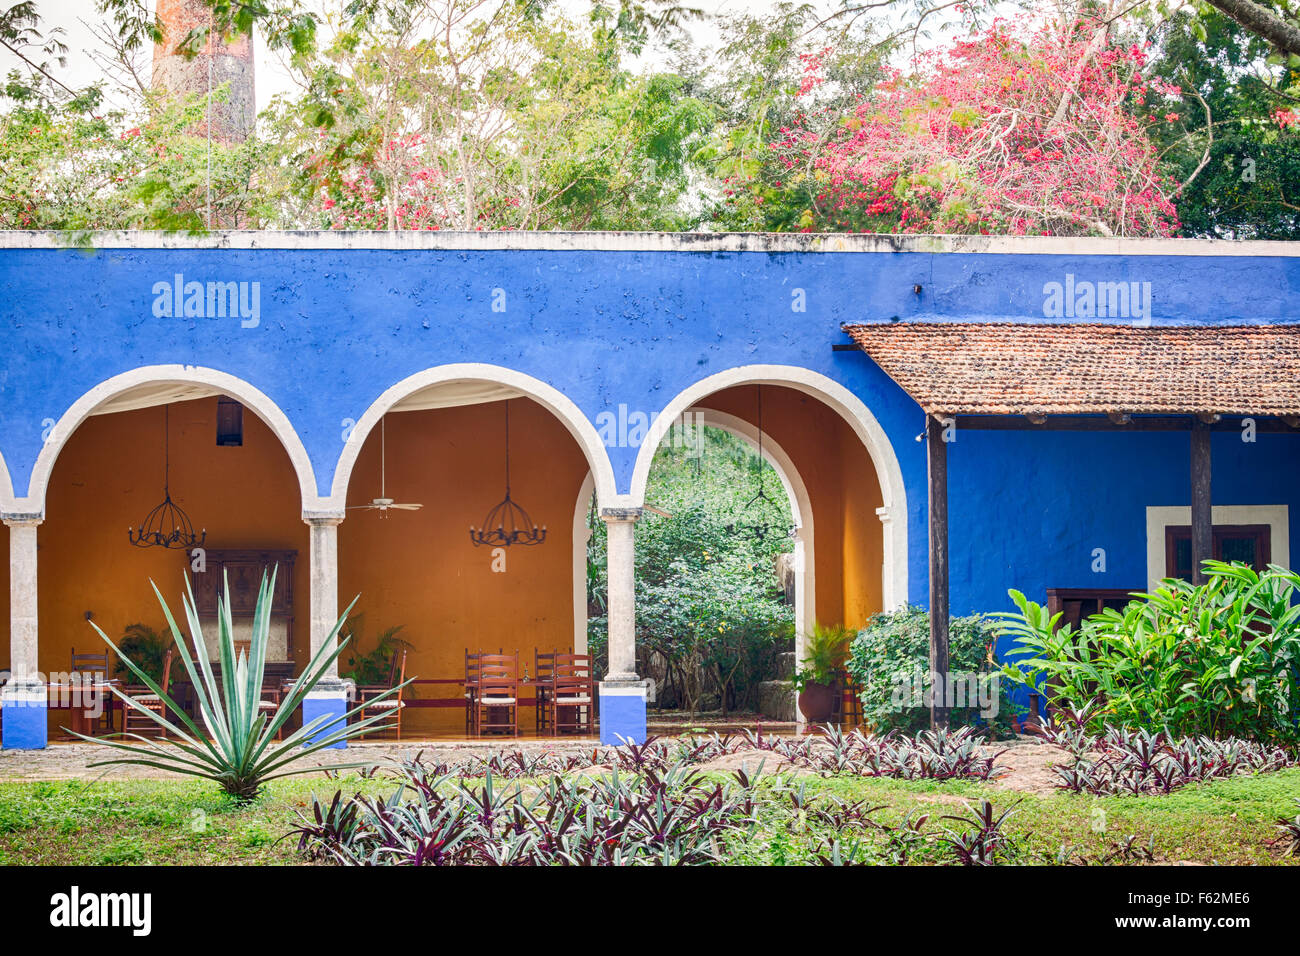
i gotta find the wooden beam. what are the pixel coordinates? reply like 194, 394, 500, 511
926, 415, 950, 730
1191, 419, 1213, 585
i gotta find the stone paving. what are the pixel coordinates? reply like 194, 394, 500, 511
0, 735, 1067, 794
0, 739, 602, 781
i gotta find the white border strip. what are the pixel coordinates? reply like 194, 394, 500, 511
23, 365, 321, 513
330, 364, 620, 511
4, 230, 1300, 257
1144, 504, 1290, 591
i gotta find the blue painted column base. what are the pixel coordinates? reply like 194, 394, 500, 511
302, 689, 348, 750
599, 681, 648, 746
2, 683, 48, 750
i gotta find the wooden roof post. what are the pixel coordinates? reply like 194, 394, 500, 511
926, 414, 951, 729
1191, 417, 1213, 585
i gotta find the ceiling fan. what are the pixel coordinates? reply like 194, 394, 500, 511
348, 416, 424, 516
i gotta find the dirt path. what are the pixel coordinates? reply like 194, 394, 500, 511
0, 736, 1068, 794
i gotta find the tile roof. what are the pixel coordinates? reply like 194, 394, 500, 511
841, 323, 1300, 417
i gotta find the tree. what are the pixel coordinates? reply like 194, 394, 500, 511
775, 18, 1184, 236
588, 425, 795, 717
1148, 8, 1300, 237
266, 0, 710, 230
679, 0, 890, 231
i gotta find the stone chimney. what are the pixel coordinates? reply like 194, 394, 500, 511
151, 0, 255, 143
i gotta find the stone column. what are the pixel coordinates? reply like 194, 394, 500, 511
2, 515, 45, 749
876, 505, 898, 611
302, 512, 347, 748
598, 508, 647, 745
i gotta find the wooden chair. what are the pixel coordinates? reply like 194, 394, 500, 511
829, 668, 862, 728
473, 652, 519, 737
122, 648, 175, 739
70, 646, 113, 734
534, 650, 557, 734
551, 653, 595, 736
357, 649, 407, 740
464, 649, 482, 735
464, 647, 504, 735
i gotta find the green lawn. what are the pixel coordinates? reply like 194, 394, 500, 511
0, 768, 1296, 865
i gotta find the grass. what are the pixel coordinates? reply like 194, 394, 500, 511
0, 767, 1296, 865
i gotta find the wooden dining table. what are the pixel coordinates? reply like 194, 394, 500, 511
46, 679, 121, 738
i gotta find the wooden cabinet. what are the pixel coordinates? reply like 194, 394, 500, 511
191, 549, 296, 660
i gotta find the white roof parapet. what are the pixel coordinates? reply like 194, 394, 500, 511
3, 230, 1300, 256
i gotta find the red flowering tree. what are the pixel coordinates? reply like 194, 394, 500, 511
775, 21, 1184, 236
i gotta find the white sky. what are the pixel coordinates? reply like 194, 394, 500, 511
4, 1, 969, 112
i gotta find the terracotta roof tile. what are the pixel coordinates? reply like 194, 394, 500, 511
841, 323, 1300, 417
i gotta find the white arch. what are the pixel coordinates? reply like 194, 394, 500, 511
22, 365, 319, 513
329, 363, 618, 511
0, 448, 14, 512
572, 471, 596, 655
575, 410, 816, 720
630, 365, 908, 611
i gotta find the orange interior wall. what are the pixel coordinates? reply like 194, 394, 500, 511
38, 397, 308, 733
337, 399, 589, 735
839, 419, 885, 628
698, 385, 883, 631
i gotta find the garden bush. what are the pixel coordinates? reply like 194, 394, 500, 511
846, 606, 1019, 736
995, 561, 1300, 742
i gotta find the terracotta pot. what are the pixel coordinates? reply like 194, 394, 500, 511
797, 680, 836, 723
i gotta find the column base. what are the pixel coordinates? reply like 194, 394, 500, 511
2, 681, 48, 750
302, 685, 348, 750
598, 680, 648, 746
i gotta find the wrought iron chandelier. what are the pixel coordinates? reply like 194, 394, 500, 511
729, 386, 795, 543
127, 406, 206, 550
469, 400, 547, 547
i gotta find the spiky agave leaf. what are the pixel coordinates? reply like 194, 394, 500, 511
74, 567, 407, 799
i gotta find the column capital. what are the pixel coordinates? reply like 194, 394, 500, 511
303, 510, 346, 527
1, 512, 43, 528
875, 506, 894, 525
599, 507, 643, 523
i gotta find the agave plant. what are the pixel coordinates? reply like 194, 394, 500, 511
76, 568, 404, 800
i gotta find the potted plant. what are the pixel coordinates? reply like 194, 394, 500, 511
794, 623, 853, 723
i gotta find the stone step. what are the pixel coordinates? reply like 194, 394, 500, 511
773, 652, 796, 680
756, 680, 796, 722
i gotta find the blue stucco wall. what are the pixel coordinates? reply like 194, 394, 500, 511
4, 242, 1300, 619
949, 429, 1300, 612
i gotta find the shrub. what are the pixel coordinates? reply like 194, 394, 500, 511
846, 606, 1019, 736
793, 622, 853, 689
112, 623, 174, 685
1032, 707, 1296, 796
80, 569, 404, 800
995, 561, 1300, 742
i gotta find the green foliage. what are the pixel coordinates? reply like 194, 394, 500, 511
678, 1, 889, 231
1148, 8, 1300, 238
795, 623, 853, 688
339, 617, 410, 685
0, 84, 270, 230
995, 561, 1300, 742
846, 606, 1018, 736
112, 623, 175, 686
589, 424, 795, 714
80, 569, 405, 800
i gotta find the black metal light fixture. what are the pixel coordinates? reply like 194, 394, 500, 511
729, 386, 795, 543
470, 399, 547, 547
128, 405, 207, 550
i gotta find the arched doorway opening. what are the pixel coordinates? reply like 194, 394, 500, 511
34, 377, 311, 742
625, 374, 901, 726
336, 374, 610, 737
